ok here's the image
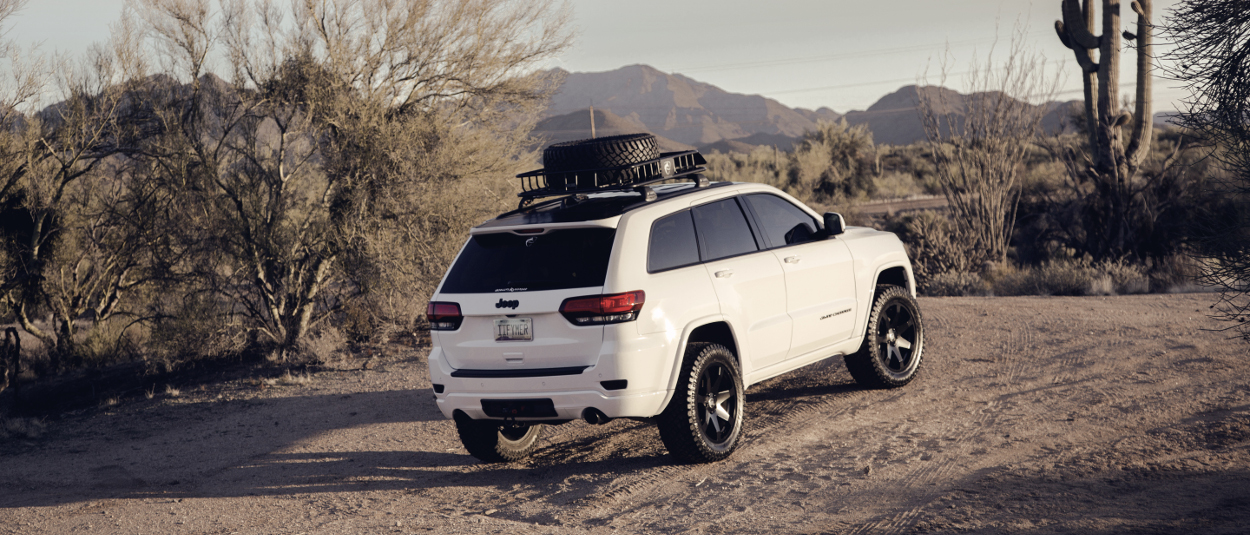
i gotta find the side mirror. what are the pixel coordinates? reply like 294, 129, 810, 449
823, 212, 845, 237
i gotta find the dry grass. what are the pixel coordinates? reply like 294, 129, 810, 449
985, 260, 1153, 297
0, 416, 46, 439
164, 384, 181, 398
298, 327, 347, 364
261, 370, 312, 388
871, 171, 925, 200
921, 271, 989, 297
919, 258, 1182, 298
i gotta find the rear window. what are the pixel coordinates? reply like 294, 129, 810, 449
440, 228, 616, 293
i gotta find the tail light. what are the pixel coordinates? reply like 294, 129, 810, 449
560, 291, 645, 325
427, 302, 463, 331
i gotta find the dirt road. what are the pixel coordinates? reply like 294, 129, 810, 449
3, 293, 1248, 534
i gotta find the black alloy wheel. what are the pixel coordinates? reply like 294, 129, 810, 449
657, 343, 745, 463
696, 360, 738, 445
845, 285, 925, 388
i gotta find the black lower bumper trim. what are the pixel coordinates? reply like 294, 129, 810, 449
481, 398, 558, 418
450, 366, 589, 378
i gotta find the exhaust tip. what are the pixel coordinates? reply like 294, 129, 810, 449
582, 407, 612, 425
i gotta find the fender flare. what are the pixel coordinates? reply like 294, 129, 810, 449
851, 261, 916, 343
653, 315, 744, 415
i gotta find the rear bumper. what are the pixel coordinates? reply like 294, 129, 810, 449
436, 388, 668, 421
427, 327, 676, 421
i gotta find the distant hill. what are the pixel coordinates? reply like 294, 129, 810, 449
844, 85, 1076, 146
531, 107, 693, 153
698, 132, 801, 155
1154, 111, 1182, 127
546, 64, 823, 147
795, 106, 843, 124
546, 65, 1090, 152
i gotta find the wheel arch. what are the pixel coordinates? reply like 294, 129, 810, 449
686, 321, 739, 358
851, 263, 916, 347
874, 264, 915, 297
655, 319, 742, 415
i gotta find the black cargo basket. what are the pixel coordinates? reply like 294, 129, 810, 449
516, 150, 708, 207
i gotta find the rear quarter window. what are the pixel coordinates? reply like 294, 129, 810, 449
440, 228, 616, 293
648, 211, 700, 272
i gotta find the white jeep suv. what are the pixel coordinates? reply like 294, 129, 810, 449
427, 134, 924, 463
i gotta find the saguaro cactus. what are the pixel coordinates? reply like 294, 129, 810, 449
1054, 0, 1153, 180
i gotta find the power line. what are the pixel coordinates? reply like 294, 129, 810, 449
674, 30, 1051, 74
762, 59, 1068, 96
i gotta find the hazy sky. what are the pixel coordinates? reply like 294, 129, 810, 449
4, 0, 1188, 113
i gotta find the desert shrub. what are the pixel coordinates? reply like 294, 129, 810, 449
147, 293, 249, 362
1099, 260, 1150, 294
1024, 131, 1228, 265
704, 146, 788, 190
989, 261, 1094, 296
707, 120, 883, 208
986, 258, 1157, 297
1149, 254, 1206, 293
921, 271, 988, 297
0, 415, 46, 439
883, 210, 987, 288
339, 175, 519, 341
296, 326, 347, 365
870, 171, 925, 200
878, 144, 940, 193
789, 119, 877, 201
78, 318, 146, 368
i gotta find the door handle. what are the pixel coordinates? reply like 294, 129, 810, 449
783, 255, 801, 264
714, 270, 733, 279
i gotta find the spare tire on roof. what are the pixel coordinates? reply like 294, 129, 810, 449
542, 133, 660, 187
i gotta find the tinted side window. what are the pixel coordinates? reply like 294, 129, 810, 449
441, 228, 615, 293
743, 194, 819, 248
691, 198, 759, 261
648, 211, 701, 272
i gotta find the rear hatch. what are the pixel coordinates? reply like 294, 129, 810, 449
434, 227, 616, 371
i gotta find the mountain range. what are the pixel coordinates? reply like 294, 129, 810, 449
534, 64, 1158, 154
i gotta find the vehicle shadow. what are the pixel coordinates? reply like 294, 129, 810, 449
1, 360, 867, 509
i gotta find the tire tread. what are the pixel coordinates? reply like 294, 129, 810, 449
454, 413, 542, 462
844, 285, 925, 389
656, 343, 744, 463
542, 133, 660, 186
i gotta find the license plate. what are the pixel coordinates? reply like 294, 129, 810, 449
494, 318, 532, 342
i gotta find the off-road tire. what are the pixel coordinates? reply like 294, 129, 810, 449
656, 343, 745, 463
845, 285, 925, 389
542, 133, 660, 186
454, 412, 543, 462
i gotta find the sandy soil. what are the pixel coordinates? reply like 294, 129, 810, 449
2, 293, 1248, 534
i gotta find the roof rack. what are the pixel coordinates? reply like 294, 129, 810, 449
515, 150, 709, 209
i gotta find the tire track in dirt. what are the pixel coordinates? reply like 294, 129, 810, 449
375, 295, 1230, 531
584, 369, 873, 507
839, 304, 1099, 535
443, 365, 875, 524
842, 397, 1000, 535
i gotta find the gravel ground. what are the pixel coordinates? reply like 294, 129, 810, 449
2, 293, 1248, 534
